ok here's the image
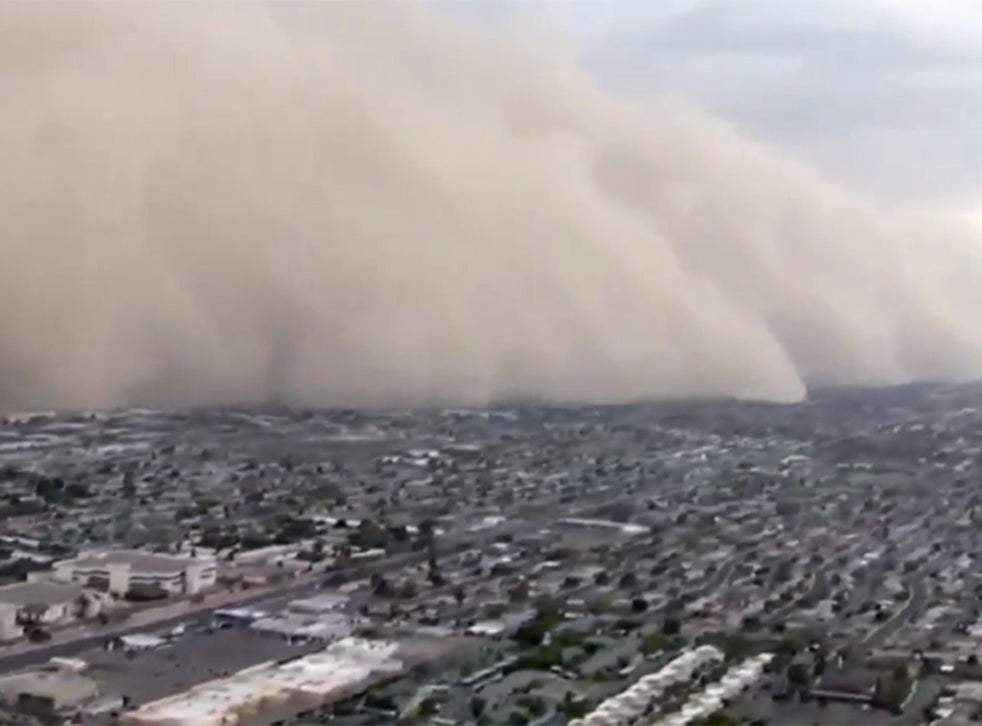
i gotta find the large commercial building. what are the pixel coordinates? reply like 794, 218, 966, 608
52, 550, 216, 597
122, 638, 403, 726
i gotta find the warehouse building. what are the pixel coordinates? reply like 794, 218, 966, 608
121, 638, 403, 726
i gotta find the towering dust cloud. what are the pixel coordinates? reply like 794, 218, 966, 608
3, 1, 982, 411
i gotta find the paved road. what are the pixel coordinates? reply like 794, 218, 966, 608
0, 576, 325, 672
861, 574, 927, 651
0, 483, 660, 673
765, 537, 868, 625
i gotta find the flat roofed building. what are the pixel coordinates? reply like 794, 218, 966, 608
0, 670, 98, 713
288, 593, 347, 615
251, 612, 355, 643
117, 634, 168, 652
121, 638, 402, 726
212, 608, 267, 628
0, 581, 85, 628
53, 550, 216, 596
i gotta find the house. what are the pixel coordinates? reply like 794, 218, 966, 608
0, 581, 86, 634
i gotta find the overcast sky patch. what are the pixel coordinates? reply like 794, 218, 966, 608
447, 0, 982, 207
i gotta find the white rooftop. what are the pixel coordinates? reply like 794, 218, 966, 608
120, 633, 167, 650
123, 638, 402, 726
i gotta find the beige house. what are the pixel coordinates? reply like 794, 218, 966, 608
0, 581, 88, 640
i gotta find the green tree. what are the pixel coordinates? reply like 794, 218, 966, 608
719, 633, 752, 660
513, 607, 562, 647
786, 663, 811, 688
370, 574, 395, 598
526, 696, 547, 718
813, 651, 827, 678
350, 518, 389, 549
560, 693, 590, 719
662, 617, 681, 636
873, 664, 911, 712
776, 635, 806, 656
641, 633, 669, 656
418, 697, 438, 718
508, 581, 530, 603
470, 696, 487, 719
516, 644, 564, 671
699, 712, 740, 726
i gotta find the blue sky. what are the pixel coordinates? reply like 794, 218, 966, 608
447, 0, 982, 209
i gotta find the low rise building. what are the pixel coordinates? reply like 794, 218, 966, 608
52, 550, 216, 596
115, 633, 168, 652
251, 612, 356, 643
0, 581, 86, 636
288, 593, 348, 615
570, 645, 725, 726
0, 669, 98, 715
121, 638, 402, 726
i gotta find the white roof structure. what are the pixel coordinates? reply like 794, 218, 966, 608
251, 615, 301, 636
250, 612, 354, 641
570, 645, 724, 726
213, 607, 267, 623
0, 581, 84, 607
467, 620, 508, 636
60, 549, 213, 574
652, 652, 774, 726
229, 545, 294, 565
559, 518, 648, 536
48, 656, 88, 672
469, 515, 506, 531
122, 638, 402, 726
289, 593, 348, 614
119, 634, 167, 651
293, 614, 355, 641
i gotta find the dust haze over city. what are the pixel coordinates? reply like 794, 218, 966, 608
2, 0, 982, 411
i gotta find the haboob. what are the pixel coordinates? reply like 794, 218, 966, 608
1, 1, 981, 410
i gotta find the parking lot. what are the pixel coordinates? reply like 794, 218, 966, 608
83, 627, 323, 707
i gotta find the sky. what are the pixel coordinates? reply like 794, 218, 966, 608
455, 0, 982, 210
